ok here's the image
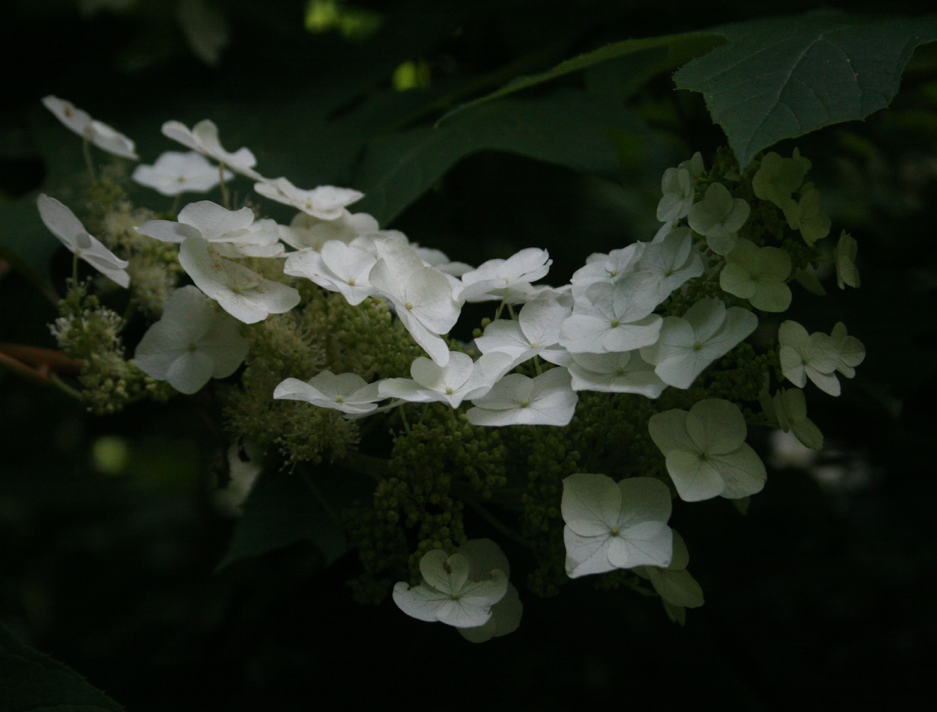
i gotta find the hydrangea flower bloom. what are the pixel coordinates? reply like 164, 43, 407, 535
640, 298, 757, 389
367, 235, 463, 366
138, 201, 283, 257
134, 286, 248, 394
378, 351, 513, 409
656, 167, 694, 222
162, 119, 263, 180
835, 231, 860, 289
392, 548, 508, 629
783, 185, 830, 245
687, 182, 750, 255
454, 539, 523, 643
132, 151, 232, 196
560, 273, 663, 354
562, 473, 674, 578
279, 211, 379, 251
42, 96, 138, 160
649, 398, 767, 502
769, 388, 823, 450
283, 238, 378, 305
178, 237, 300, 324
466, 367, 577, 427
830, 322, 866, 378
37, 194, 130, 287
457, 248, 552, 303
635, 227, 704, 302
570, 243, 644, 300
254, 178, 363, 220
752, 150, 810, 210
567, 351, 667, 398
777, 320, 841, 396
273, 370, 384, 416
474, 294, 571, 370
634, 531, 704, 614
719, 238, 792, 312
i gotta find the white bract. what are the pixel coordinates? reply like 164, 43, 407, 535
560, 272, 663, 354
466, 367, 578, 427
273, 370, 384, 415
640, 298, 757, 389
777, 321, 841, 396
783, 185, 830, 245
392, 548, 508, 629
161, 119, 263, 180
649, 398, 767, 502
570, 243, 644, 300
368, 235, 463, 366
567, 351, 667, 398
378, 351, 513, 408
255, 177, 363, 220
656, 167, 694, 223
454, 539, 523, 643
835, 231, 860, 289
635, 227, 704, 302
687, 182, 750, 255
138, 201, 283, 257
280, 210, 379, 251
178, 237, 300, 324
42, 96, 138, 160
37, 194, 130, 288
768, 388, 823, 450
634, 531, 704, 614
719, 238, 792, 312
132, 151, 232, 196
457, 248, 552, 303
562, 473, 674, 578
474, 294, 571, 370
284, 238, 378, 305
831, 322, 866, 378
134, 286, 247, 394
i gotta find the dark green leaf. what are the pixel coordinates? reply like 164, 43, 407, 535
0, 623, 124, 712
217, 465, 368, 570
437, 31, 725, 125
355, 90, 650, 225
674, 12, 937, 167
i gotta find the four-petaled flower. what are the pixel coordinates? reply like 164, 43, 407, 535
132, 151, 232, 196
43, 96, 138, 160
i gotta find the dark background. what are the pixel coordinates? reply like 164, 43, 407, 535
1, 0, 935, 708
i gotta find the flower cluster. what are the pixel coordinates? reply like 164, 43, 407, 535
38, 100, 865, 640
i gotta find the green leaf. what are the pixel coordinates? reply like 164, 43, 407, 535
0, 623, 125, 712
437, 31, 725, 125
354, 89, 650, 225
217, 465, 367, 570
674, 12, 937, 168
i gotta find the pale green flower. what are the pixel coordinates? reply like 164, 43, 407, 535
687, 182, 750, 255
835, 231, 860, 289
783, 185, 830, 245
719, 238, 792, 312
752, 149, 810, 210
778, 321, 841, 396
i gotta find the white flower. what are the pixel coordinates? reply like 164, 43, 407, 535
656, 167, 694, 223
830, 322, 865, 378
137, 201, 283, 257
678, 152, 705, 180
474, 294, 572, 370
648, 398, 767, 502
273, 370, 384, 416
777, 321, 841, 396
634, 531, 704, 612
178, 237, 300, 324
687, 182, 750, 255
455, 539, 523, 643
368, 235, 463, 366
768, 388, 823, 450
134, 286, 248, 394
567, 351, 667, 398
132, 151, 232, 196
640, 298, 757, 389
719, 238, 792, 312
42, 96, 138, 160
254, 177, 363, 220
466, 367, 577, 427
283, 238, 378, 305
562, 473, 674, 578
378, 351, 513, 409
279, 211, 379, 251
37, 194, 130, 287
161, 119, 263, 180
783, 185, 830, 245
635, 227, 704, 302
457, 248, 552, 303
570, 243, 644, 301
412, 245, 473, 277
392, 548, 508, 629
834, 231, 860, 289
560, 273, 663, 354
